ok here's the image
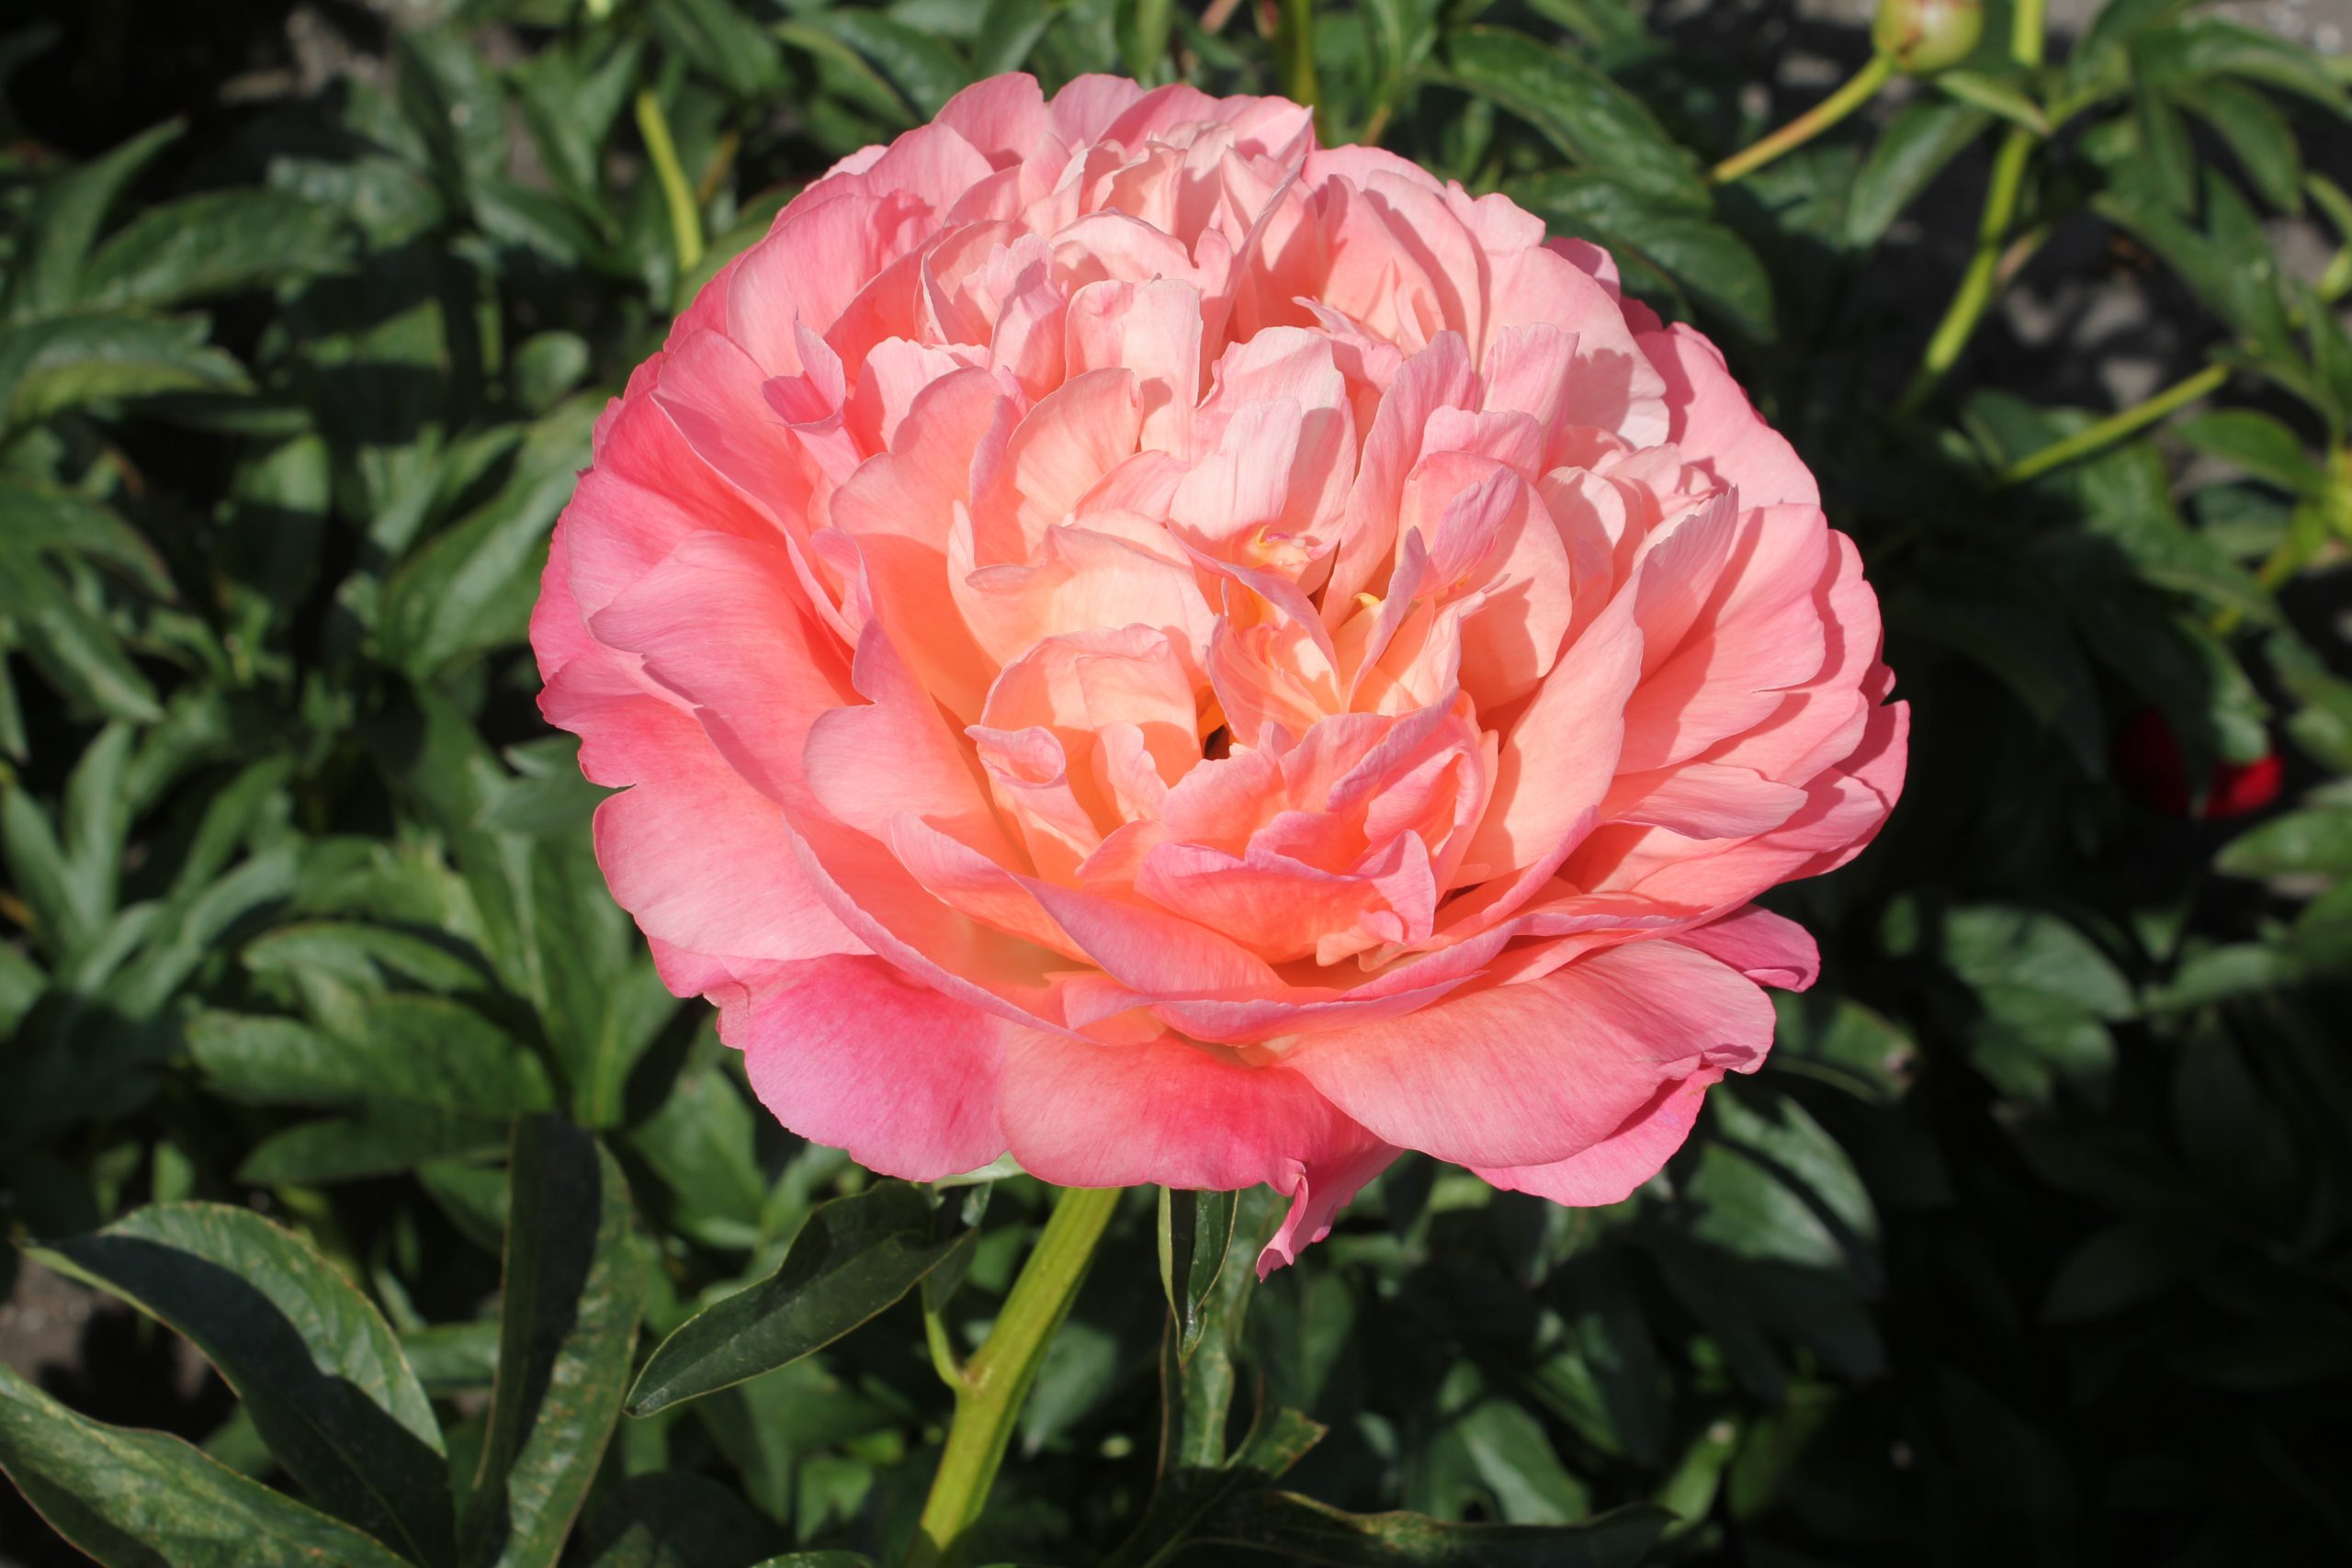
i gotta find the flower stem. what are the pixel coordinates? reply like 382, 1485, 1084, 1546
1897, 0, 2047, 413
1273, 0, 1323, 133
1711, 51, 1896, 186
634, 88, 703, 277
1998, 362, 2228, 486
904, 1185, 1123, 1568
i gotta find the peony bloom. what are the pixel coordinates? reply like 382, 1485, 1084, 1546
532, 73, 1905, 1271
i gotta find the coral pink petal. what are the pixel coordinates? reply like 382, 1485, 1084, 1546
588, 700, 865, 967
1642, 323, 1817, 508
726, 956, 1009, 1180
1260, 1133, 1402, 1277
999, 1026, 1371, 1191
1473, 1069, 1723, 1206
1675, 904, 1820, 990
1283, 941, 1775, 1168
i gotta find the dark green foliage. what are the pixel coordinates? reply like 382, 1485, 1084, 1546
2, 2, 2350, 1566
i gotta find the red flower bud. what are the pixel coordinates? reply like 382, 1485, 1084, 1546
2115, 707, 2282, 820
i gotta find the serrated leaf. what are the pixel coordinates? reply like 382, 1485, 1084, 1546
1442, 28, 1706, 210
627, 1182, 971, 1416
463, 1118, 645, 1568
29, 1203, 451, 1564
0, 1360, 413, 1568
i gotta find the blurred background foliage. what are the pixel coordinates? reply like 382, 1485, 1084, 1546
2, 0, 2351, 1564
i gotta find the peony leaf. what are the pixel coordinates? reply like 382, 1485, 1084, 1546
626, 1181, 972, 1416
1846, 97, 1994, 247
28, 1202, 451, 1564
579, 1473, 786, 1568
2172, 410, 2327, 495
0, 1361, 413, 1568
78, 189, 354, 312
1441, 28, 1707, 211
376, 396, 597, 677
2175, 77, 2302, 212
1157, 1187, 1238, 1362
1195, 1493, 1672, 1566
2217, 807, 2352, 878
187, 998, 553, 1116
3, 118, 184, 321
462, 1117, 646, 1568
1934, 70, 2051, 135
1505, 172, 1775, 342
0, 312, 250, 432
235, 1107, 512, 1187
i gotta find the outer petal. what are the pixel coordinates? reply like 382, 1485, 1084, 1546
999, 1026, 1374, 1192
1674, 904, 1819, 990
1472, 1069, 1723, 1205
1640, 323, 1817, 508
587, 701, 865, 967
724, 956, 1009, 1180
1282, 941, 1774, 1168
1260, 1133, 1400, 1277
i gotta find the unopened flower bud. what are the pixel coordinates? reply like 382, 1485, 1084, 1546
1873, 0, 1983, 73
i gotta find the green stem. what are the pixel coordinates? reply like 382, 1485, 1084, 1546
1273, 0, 1321, 130
1712, 52, 1896, 186
1897, 0, 2046, 413
1998, 361, 2228, 485
904, 1186, 1123, 1568
634, 88, 704, 277
1898, 130, 2035, 412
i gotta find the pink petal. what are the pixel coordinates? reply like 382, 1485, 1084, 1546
1260, 1133, 1401, 1277
1675, 905, 1820, 990
998, 1025, 1372, 1190
1282, 941, 1775, 1168
1641, 323, 1818, 508
1473, 1070, 1723, 1206
726, 956, 1008, 1180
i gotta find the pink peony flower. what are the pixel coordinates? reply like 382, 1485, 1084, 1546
532, 73, 1906, 1272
